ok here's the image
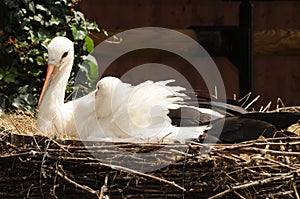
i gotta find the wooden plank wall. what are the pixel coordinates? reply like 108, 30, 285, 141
79, 0, 299, 108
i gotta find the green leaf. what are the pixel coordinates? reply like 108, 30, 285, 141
85, 36, 94, 53
36, 56, 45, 66
36, 4, 47, 12
4, 74, 15, 83
81, 55, 99, 83
72, 24, 88, 41
71, 24, 78, 39
88, 60, 99, 83
87, 22, 100, 31
28, 1, 35, 13
49, 16, 60, 26
74, 11, 85, 22
102, 29, 109, 37
28, 57, 34, 63
38, 28, 51, 40
28, 49, 40, 56
33, 14, 43, 22
17, 41, 29, 48
24, 26, 30, 31
21, 8, 27, 15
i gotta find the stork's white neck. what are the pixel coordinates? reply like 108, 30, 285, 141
37, 56, 74, 133
43, 61, 72, 107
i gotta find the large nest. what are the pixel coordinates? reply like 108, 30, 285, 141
0, 110, 300, 199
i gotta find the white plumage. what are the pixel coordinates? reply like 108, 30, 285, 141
90, 76, 206, 143
37, 36, 220, 143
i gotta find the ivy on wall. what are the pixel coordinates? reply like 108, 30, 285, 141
0, 0, 99, 112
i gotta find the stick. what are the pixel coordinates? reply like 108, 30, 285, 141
210, 140, 300, 152
234, 147, 300, 156
233, 191, 246, 199
99, 174, 109, 199
57, 166, 99, 198
89, 161, 186, 191
293, 181, 300, 199
52, 161, 59, 199
257, 156, 297, 170
0, 150, 42, 158
51, 139, 72, 155
213, 146, 300, 156
208, 174, 294, 199
31, 135, 42, 151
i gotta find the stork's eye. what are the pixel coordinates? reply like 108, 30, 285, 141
61, 51, 69, 60
96, 83, 103, 91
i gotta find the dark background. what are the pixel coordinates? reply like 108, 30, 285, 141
79, 0, 300, 109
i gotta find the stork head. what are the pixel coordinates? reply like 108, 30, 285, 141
94, 76, 123, 118
47, 36, 74, 67
38, 36, 74, 107
95, 77, 121, 97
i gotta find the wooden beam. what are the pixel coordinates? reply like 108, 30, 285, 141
254, 29, 300, 55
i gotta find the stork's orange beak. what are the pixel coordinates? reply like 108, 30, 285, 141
38, 64, 59, 108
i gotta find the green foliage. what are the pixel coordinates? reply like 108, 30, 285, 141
0, 0, 99, 112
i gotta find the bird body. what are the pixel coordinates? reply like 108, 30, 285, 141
91, 76, 207, 142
